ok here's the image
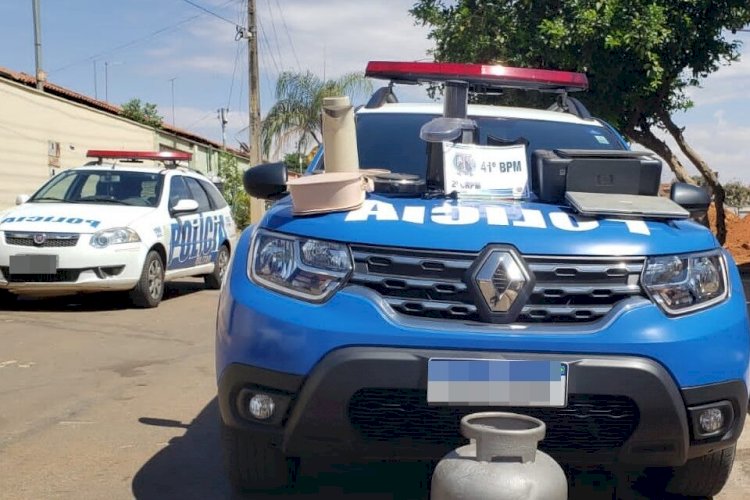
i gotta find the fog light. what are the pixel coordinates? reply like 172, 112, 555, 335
689, 400, 734, 440
698, 408, 724, 434
249, 394, 275, 420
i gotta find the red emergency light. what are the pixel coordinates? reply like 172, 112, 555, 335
365, 61, 588, 92
85, 150, 193, 161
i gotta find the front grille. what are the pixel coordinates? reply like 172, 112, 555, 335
349, 245, 647, 324
348, 389, 639, 454
0, 267, 81, 283
4, 232, 79, 247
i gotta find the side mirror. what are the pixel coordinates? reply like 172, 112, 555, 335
243, 162, 288, 200
670, 182, 711, 214
171, 199, 199, 214
15, 194, 29, 205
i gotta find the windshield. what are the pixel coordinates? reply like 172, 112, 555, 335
344, 112, 626, 178
29, 170, 163, 207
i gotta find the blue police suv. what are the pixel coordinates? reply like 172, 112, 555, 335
215, 61, 749, 497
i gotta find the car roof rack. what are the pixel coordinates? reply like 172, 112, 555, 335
85, 150, 193, 169
364, 60, 593, 118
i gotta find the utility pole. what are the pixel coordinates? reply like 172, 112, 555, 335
169, 77, 177, 126
218, 107, 229, 149
32, 0, 44, 90
93, 60, 98, 99
247, 0, 265, 223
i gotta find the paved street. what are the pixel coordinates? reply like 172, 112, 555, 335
0, 280, 748, 499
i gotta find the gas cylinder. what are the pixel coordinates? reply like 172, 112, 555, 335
431, 412, 568, 500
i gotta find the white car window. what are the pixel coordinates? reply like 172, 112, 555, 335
169, 176, 191, 208
185, 177, 211, 212
30, 170, 162, 207
199, 179, 228, 209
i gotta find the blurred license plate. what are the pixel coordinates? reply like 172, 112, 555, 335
9, 255, 58, 275
427, 359, 568, 407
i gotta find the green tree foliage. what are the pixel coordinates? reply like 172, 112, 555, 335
217, 152, 251, 229
120, 98, 163, 128
261, 71, 372, 159
410, 0, 750, 244
723, 181, 750, 208
283, 152, 308, 174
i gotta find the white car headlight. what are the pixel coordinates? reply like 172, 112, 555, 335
642, 250, 728, 315
90, 228, 141, 248
249, 229, 352, 302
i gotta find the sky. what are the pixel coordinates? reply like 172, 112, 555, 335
1, 0, 749, 183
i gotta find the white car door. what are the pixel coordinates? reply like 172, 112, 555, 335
166, 174, 230, 274
166, 174, 206, 272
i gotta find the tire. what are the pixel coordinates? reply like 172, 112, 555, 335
220, 422, 299, 492
643, 445, 736, 498
205, 244, 230, 290
0, 289, 17, 309
129, 250, 165, 308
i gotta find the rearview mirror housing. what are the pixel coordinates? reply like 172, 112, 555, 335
171, 198, 200, 214
670, 182, 711, 215
243, 162, 288, 200
15, 194, 29, 205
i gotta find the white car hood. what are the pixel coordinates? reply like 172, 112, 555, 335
0, 202, 157, 234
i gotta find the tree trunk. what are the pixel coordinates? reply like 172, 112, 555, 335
625, 126, 712, 230
625, 127, 695, 184
657, 111, 727, 245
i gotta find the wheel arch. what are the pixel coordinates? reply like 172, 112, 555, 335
149, 242, 168, 266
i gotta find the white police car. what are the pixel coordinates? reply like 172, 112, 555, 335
0, 150, 237, 307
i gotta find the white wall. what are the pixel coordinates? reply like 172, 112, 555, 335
0, 79, 251, 210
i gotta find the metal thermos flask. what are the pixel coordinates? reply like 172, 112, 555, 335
321, 96, 359, 173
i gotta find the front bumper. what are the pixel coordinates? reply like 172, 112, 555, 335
218, 348, 747, 466
0, 237, 144, 294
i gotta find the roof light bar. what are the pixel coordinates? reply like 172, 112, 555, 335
365, 61, 588, 92
85, 150, 193, 161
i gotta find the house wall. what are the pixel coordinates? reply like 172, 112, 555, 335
0, 78, 252, 210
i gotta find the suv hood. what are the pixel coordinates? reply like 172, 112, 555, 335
262, 195, 717, 256
0, 202, 156, 234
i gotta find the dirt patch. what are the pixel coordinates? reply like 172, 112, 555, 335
707, 205, 750, 265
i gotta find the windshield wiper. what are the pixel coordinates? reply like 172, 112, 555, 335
84, 198, 133, 206
30, 197, 74, 203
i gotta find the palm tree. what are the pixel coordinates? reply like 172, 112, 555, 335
260, 70, 372, 160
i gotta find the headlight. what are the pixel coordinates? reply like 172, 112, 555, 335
642, 250, 728, 315
249, 229, 352, 302
90, 228, 141, 248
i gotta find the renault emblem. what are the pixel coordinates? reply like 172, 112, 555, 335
467, 246, 534, 323
33, 233, 47, 246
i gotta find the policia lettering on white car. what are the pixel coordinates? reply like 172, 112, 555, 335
169, 213, 228, 269
1, 215, 101, 228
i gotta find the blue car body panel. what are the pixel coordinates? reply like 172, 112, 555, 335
261, 195, 718, 256
216, 222, 750, 391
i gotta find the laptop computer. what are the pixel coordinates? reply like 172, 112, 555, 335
565, 191, 691, 219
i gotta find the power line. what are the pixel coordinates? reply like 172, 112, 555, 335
257, 18, 281, 76
52, 0, 236, 74
178, 0, 241, 28
227, 30, 243, 108
257, 32, 276, 96
53, 17, 197, 73
274, 0, 301, 72
238, 44, 248, 125
185, 109, 216, 129
265, 0, 285, 70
